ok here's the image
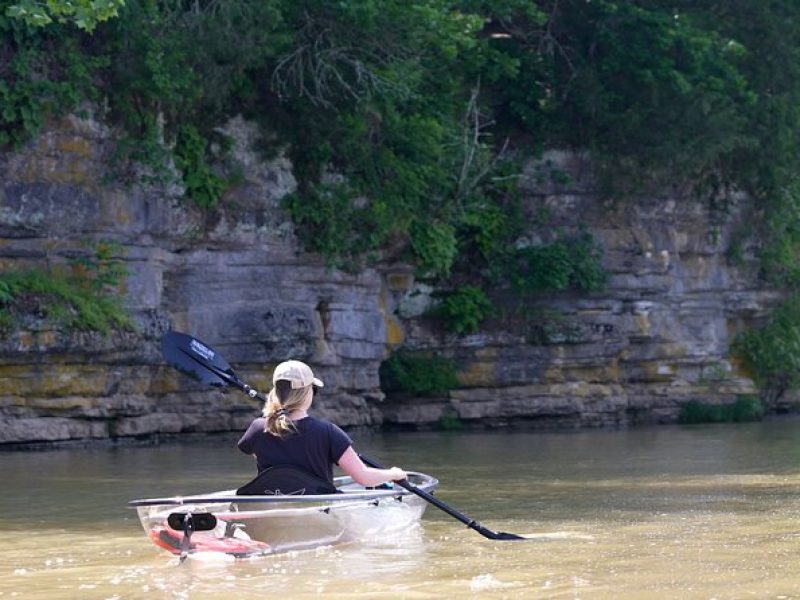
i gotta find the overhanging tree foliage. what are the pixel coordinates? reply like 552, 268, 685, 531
7, 0, 124, 31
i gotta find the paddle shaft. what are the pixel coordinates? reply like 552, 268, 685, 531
359, 455, 524, 540
161, 331, 526, 541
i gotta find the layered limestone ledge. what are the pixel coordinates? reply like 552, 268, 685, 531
0, 121, 793, 446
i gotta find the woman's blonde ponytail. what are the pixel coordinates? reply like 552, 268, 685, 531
262, 380, 312, 437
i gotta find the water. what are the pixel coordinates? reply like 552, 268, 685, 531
2, 421, 800, 598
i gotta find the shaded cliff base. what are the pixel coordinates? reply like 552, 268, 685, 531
4, 400, 800, 452
379, 387, 800, 430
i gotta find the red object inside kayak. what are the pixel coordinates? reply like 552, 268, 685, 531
149, 525, 271, 557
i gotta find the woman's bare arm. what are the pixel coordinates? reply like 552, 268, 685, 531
337, 446, 407, 487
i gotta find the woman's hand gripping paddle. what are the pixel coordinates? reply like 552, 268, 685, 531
160, 330, 530, 541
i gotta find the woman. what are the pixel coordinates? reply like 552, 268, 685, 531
237, 359, 406, 489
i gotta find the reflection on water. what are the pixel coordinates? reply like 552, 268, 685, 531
2, 421, 800, 598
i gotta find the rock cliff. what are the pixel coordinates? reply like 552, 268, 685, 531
0, 114, 786, 445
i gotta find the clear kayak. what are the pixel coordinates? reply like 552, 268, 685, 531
129, 471, 438, 558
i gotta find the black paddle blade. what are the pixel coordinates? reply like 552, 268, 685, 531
474, 525, 528, 541
161, 331, 236, 387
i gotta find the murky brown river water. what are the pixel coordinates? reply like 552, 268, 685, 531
3, 421, 800, 599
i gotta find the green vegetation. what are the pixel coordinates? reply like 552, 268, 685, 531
679, 396, 765, 424
5, 1, 800, 342
0, 241, 131, 335
174, 125, 227, 209
522, 308, 583, 345
7, 0, 123, 31
438, 410, 465, 431
379, 352, 459, 397
432, 286, 494, 335
759, 183, 800, 287
0, 12, 105, 147
504, 233, 608, 295
732, 297, 800, 404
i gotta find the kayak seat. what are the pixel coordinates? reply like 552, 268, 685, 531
236, 465, 339, 496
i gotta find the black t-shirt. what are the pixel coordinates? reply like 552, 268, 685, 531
237, 416, 353, 483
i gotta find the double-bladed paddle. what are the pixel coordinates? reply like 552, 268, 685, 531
160, 330, 528, 541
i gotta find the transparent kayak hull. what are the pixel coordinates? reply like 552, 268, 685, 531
129, 472, 438, 558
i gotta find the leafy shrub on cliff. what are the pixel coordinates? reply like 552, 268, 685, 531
379, 352, 459, 397
174, 125, 227, 209
283, 182, 388, 271
732, 297, 800, 403
0, 269, 130, 334
504, 232, 608, 294
0, 241, 131, 334
679, 396, 764, 424
438, 409, 464, 431
430, 286, 494, 335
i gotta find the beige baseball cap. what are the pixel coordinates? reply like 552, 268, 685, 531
272, 360, 324, 389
